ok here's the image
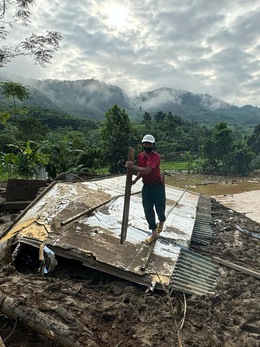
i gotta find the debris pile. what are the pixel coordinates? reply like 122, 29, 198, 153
0, 180, 259, 346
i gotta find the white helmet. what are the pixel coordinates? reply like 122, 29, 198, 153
142, 134, 155, 143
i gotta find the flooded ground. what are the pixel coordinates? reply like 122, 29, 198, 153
165, 171, 260, 196
165, 171, 260, 223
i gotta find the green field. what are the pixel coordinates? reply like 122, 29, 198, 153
97, 161, 189, 175
160, 160, 189, 171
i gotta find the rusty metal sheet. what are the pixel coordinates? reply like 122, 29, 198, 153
0, 176, 218, 293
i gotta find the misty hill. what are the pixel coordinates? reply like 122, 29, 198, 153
29, 79, 132, 119
131, 88, 260, 127
132, 87, 230, 112
2, 77, 260, 128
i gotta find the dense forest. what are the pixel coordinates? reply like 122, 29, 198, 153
0, 81, 260, 179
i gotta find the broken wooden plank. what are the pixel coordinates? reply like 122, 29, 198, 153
213, 256, 260, 279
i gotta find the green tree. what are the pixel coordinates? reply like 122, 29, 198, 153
166, 112, 177, 132
0, 152, 16, 178
13, 114, 49, 142
201, 122, 255, 175
154, 111, 166, 123
76, 148, 104, 173
39, 132, 82, 178
0, 140, 49, 178
0, 110, 10, 124
247, 124, 260, 154
251, 153, 260, 169
227, 140, 254, 176
0, 122, 19, 152
0, 81, 30, 103
201, 122, 233, 174
101, 104, 133, 173
0, 81, 30, 120
0, 0, 62, 67
142, 111, 152, 132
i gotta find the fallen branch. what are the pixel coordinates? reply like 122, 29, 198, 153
0, 290, 92, 347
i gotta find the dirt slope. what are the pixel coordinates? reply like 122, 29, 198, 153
0, 199, 259, 347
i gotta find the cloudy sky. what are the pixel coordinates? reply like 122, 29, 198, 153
2, 0, 260, 107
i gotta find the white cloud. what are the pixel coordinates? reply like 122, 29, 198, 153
1, 0, 260, 107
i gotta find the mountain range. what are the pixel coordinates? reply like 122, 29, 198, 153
1, 77, 260, 128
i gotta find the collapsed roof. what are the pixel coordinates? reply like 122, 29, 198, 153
0, 176, 219, 295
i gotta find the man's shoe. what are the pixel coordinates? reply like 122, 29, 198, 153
156, 222, 164, 233
144, 235, 157, 245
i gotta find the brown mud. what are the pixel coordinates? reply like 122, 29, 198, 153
0, 198, 259, 347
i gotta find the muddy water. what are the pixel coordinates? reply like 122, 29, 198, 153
165, 172, 260, 223
165, 172, 260, 196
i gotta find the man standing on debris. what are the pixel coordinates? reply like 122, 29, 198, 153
125, 134, 166, 244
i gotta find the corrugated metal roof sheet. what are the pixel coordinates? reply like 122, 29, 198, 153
0, 176, 219, 295
169, 248, 219, 295
191, 195, 214, 245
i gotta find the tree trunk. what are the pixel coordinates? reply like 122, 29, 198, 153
0, 290, 93, 347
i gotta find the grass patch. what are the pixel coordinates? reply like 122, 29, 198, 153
161, 160, 189, 171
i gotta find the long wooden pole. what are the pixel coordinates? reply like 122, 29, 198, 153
120, 147, 135, 244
